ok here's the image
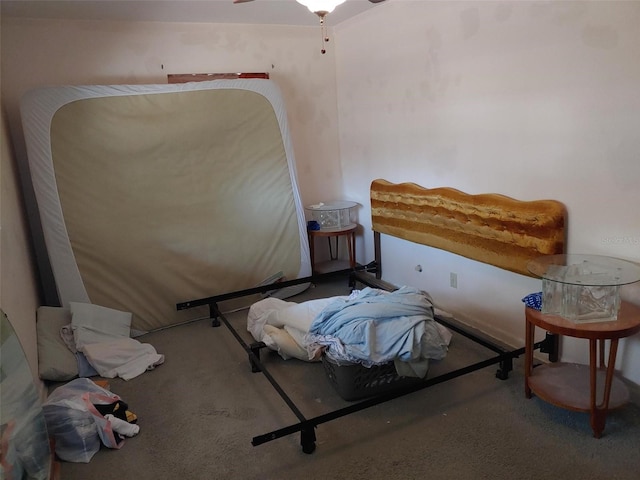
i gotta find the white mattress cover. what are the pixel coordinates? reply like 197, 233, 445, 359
20, 79, 311, 329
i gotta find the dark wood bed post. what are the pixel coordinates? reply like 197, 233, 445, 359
374, 231, 382, 279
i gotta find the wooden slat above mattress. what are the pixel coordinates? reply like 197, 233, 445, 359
370, 179, 566, 277
167, 72, 269, 83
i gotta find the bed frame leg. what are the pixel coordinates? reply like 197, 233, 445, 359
249, 342, 265, 373
495, 357, 513, 380
209, 303, 221, 327
300, 426, 316, 454
540, 332, 559, 362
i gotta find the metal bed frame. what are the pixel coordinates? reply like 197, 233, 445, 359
176, 258, 558, 454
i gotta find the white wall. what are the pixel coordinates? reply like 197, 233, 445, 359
335, 0, 640, 384
1, 17, 344, 207
1, 108, 42, 389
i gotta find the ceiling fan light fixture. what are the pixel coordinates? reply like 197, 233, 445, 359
295, 0, 348, 55
295, 0, 347, 15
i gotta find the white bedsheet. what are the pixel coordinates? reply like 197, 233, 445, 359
247, 296, 347, 361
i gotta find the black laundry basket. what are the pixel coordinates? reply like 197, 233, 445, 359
322, 355, 425, 401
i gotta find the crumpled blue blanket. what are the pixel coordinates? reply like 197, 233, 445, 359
308, 286, 444, 366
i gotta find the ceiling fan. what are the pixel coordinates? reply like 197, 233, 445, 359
233, 0, 387, 6
233, 0, 388, 54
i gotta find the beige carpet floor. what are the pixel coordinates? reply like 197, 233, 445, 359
58, 277, 640, 480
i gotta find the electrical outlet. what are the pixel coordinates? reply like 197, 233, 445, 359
450, 272, 457, 288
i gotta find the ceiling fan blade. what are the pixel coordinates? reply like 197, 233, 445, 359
233, 0, 254, 4
368, 0, 387, 3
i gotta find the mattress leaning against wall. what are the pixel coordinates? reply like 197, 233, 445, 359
20, 79, 311, 332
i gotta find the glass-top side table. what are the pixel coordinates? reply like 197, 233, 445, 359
305, 201, 358, 232
527, 254, 640, 322
525, 254, 640, 438
524, 301, 640, 438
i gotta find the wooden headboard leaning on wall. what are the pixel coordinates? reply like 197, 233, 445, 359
369, 179, 567, 278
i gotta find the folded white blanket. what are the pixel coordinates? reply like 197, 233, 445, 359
82, 337, 164, 381
63, 302, 164, 380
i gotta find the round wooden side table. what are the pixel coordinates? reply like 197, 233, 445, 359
524, 301, 640, 438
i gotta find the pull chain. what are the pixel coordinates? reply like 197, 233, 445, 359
316, 12, 329, 55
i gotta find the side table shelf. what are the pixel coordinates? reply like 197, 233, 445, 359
527, 363, 629, 412
524, 301, 640, 438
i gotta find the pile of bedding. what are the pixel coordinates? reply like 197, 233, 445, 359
247, 287, 451, 378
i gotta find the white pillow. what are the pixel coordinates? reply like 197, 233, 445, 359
36, 306, 79, 381
70, 302, 132, 351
